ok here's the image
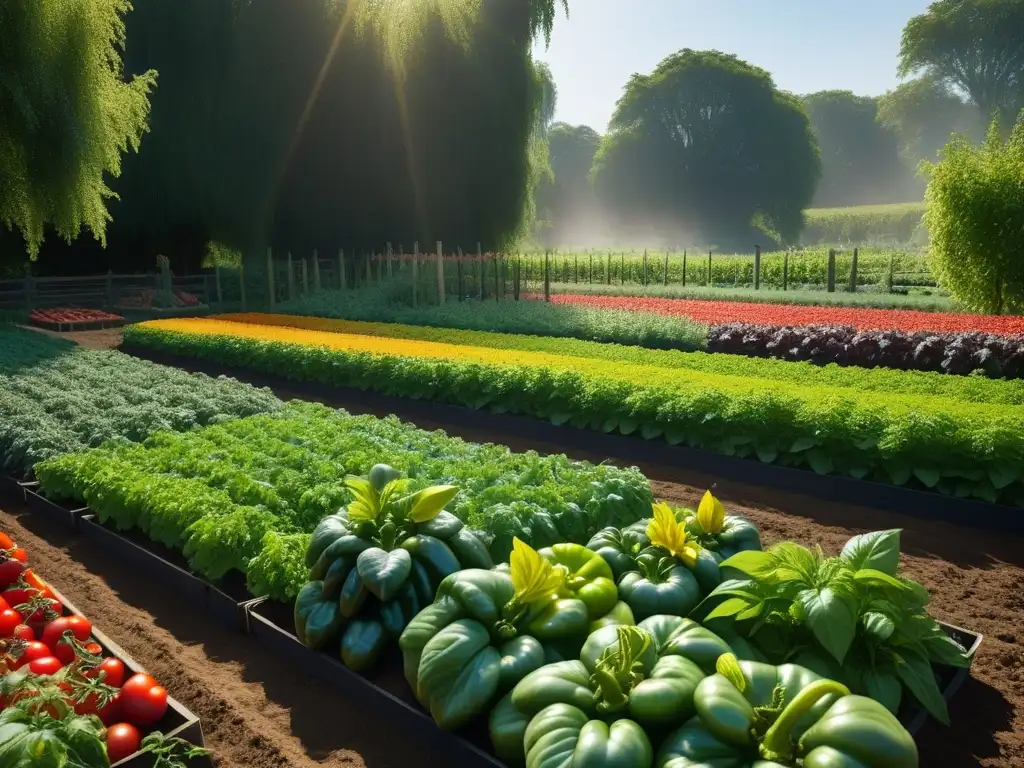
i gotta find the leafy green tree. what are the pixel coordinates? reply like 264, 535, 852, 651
877, 76, 985, 165
534, 123, 602, 245
0, 0, 155, 257
899, 0, 1024, 129
801, 91, 909, 206
591, 50, 820, 248
923, 111, 1024, 313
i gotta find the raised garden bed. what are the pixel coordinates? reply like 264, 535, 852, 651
121, 346, 1024, 535
25, 486, 88, 531
28, 308, 125, 333
51, 586, 210, 767
245, 598, 980, 766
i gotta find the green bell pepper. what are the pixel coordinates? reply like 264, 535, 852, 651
539, 543, 618, 619
294, 580, 344, 649
356, 547, 412, 602
657, 654, 919, 767
401, 540, 590, 730
339, 567, 370, 618
446, 527, 496, 571
587, 525, 651, 580
418, 510, 465, 540
341, 618, 387, 672
379, 580, 422, 637
524, 704, 653, 768
490, 692, 531, 765
306, 512, 351, 567
618, 556, 701, 621
589, 601, 635, 634
637, 615, 733, 674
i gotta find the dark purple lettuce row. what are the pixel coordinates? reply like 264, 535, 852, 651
707, 323, 1024, 378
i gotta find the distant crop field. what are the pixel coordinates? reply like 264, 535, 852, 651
803, 202, 926, 245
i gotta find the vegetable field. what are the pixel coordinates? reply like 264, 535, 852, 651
1, 304, 1021, 767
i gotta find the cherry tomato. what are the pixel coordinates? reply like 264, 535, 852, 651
106, 722, 142, 763
2, 584, 37, 608
0, 550, 27, 588
85, 642, 103, 655
76, 690, 121, 725
0, 608, 19, 636
86, 657, 125, 688
22, 598, 62, 634
11, 623, 34, 642
10, 641, 54, 669
119, 673, 168, 727
27, 655, 63, 676
0, 596, 7, 612
41, 616, 92, 664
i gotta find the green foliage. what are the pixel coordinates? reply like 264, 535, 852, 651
802, 204, 927, 246
0, 326, 281, 477
899, 0, 1024, 129
877, 77, 984, 166
0, 0, 156, 257
592, 49, 820, 249
125, 324, 1024, 506
278, 287, 709, 350
701, 530, 973, 723
36, 401, 652, 600
534, 123, 603, 246
923, 113, 1024, 313
801, 91, 910, 208
250, 316, 1024, 406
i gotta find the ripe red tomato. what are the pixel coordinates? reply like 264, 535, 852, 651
0, 549, 27, 587
10, 641, 54, 669
76, 690, 121, 725
27, 655, 62, 676
0, 608, 21, 636
85, 657, 125, 688
85, 642, 103, 656
106, 722, 142, 763
2, 584, 37, 608
0, 596, 7, 612
119, 673, 168, 727
40, 616, 92, 664
22, 597, 62, 633
11, 623, 34, 642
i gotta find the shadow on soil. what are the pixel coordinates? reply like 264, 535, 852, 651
7, 505, 448, 768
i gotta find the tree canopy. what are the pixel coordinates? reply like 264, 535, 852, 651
923, 110, 1024, 313
11, 0, 569, 274
591, 50, 820, 249
899, 0, 1024, 128
534, 123, 602, 245
0, 0, 155, 258
801, 91, 911, 207
877, 76, 985, 164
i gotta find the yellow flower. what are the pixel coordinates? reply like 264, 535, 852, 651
509, 537, 564, 605
697, 490, 726, 534
646, 502, 699, 568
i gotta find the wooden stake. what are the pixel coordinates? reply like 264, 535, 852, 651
313, 249, 321, 292
287, 252, 295, 300
436, 241, 444, 304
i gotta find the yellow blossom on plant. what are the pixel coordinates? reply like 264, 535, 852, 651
646, 502, 699, 568
697, 490, 726, 534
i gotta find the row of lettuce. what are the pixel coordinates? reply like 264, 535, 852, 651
0, 327, 281, 478
276, 288, 1024, 378
289, 465, 962, 766
124, 315, 1024, 506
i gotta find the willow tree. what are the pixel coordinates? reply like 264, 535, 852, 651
0, 0, 155, 258
592, 50, 820, 248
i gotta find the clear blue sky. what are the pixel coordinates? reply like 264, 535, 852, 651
532, 0, 931, 131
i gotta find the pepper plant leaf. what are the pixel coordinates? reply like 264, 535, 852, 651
797, 586, 857, 663
840, 529, 901, 575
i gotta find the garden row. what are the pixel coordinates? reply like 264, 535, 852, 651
0, 326, 281, 477
282, 289, 1024, 378
0, 527, 208, 766
124, 316, 1024, 506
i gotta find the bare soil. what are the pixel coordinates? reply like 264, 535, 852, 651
5, 326, 1021, 766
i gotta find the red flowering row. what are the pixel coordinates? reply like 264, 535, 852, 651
29, 308, 124, 325
542, 294, 1024, 336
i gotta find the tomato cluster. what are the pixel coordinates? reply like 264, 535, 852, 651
543, 293, 1024, 335
29, 308, 124, 324
1, 529, 168, 763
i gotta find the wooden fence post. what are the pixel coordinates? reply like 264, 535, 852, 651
707, 250, 713, 287
267, 248, 275, 307
886, 252, 894, 293
849, 247, 859, 293
301, 257, 309, 295
387, 243, 393, 279
457, 248, 464, 300
827, 249, 836, 293
620, 252, 624, 284
642, 249, 648, 286
286, 252, 295, 300
313, 249, 321, 292
663, 250, 669, 287
682, 250, 687, 287
412, 242, 419, 307
544, 250, 551, 302
783, 251, 789, 291
607, 251, 611, 285
215, 266, 223, 307
436, 241, 444, 304
754, 245, 761, 290
338, 249, 346, 290
239, 262, 247, 311
477, 242, 484, 300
